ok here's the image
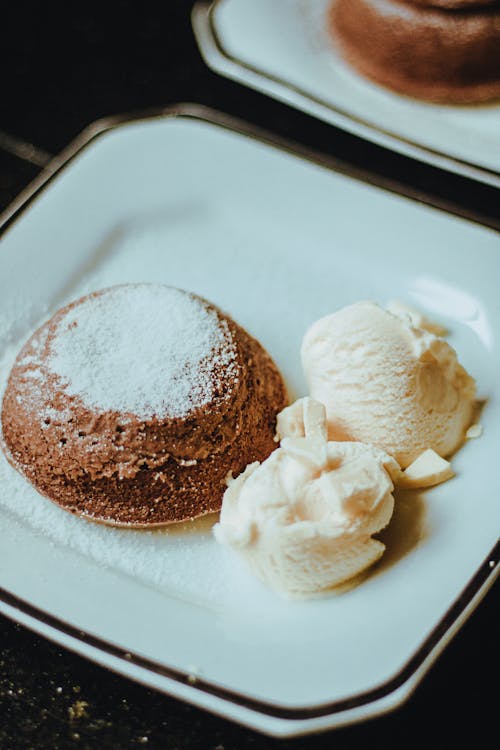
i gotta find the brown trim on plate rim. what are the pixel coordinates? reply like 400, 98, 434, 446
0, 104, 499, 722
193, 0, 500, 190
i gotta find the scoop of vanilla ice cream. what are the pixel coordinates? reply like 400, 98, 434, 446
301, 302, 475, 468
214, 397, 399, 597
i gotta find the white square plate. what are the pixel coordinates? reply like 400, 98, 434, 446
193, 0, 500, 188
0, 106, 498, 737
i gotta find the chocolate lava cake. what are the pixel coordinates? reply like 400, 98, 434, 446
1, 284, 287, 526
329, 0, 500, 103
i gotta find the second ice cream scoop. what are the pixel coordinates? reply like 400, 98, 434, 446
214, 398, 399, 597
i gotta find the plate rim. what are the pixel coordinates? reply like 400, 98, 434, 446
1, 104, 499, 235
0, 103, 499, 730
191, 0, 500, 190
1, 545, 498, 721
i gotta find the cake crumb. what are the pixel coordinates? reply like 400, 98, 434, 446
68, 700, 89, 720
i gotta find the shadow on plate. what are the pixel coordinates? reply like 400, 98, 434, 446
375, 489, 428, 574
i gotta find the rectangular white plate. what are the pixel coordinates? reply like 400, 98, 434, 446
193, 0, 500, 188
0, 106, 498, 737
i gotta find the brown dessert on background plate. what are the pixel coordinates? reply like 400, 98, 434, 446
329, 0, 500, 103
411, 1, 497, 6
1, 284, 287, 527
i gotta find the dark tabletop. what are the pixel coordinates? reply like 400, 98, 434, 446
1, 2, 499, 748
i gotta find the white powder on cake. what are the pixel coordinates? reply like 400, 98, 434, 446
47, 284, 236, 419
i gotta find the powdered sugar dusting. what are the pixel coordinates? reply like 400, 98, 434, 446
47, 285, 237, 419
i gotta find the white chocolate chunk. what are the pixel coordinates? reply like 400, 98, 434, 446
303, 397, 328, 441
275, 399, 305, 441
466, 423, 482, 439
399, 449, 454, 488
276, 397, 327, 442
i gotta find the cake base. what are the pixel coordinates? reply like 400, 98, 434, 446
1, 285, 287, 527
